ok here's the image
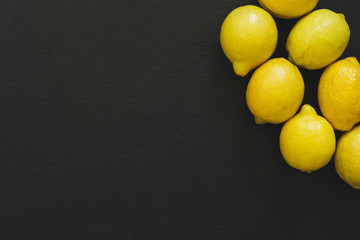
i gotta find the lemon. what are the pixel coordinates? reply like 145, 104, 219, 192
280, 105, 336, 173
258, 0, 319, 19
246, 58, 304, 124
220, 5, 278, 77
286, 9, 350, 70
318, 57, 360, 131
335, 126, 360, 189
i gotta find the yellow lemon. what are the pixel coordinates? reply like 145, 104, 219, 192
220, 5, 278, 77
318, 57, 360, 131
246, 58, 304, 124
258, 0, 319, 19
280, 105, 336, 173
335, 126, 360, 189
286, 9, 350, 70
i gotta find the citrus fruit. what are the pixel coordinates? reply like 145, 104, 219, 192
318, 57, 360, 131
220, 5, 278, 77
280, 104, 336, 173
335, 126, 360, 189
258, 0, 319, 19
286, 9, 350, 70
246, 58, 304, 124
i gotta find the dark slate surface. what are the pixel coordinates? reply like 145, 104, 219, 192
0, 0, 359, 239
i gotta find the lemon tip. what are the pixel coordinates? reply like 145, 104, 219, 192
338, 13, 345, 20
233, 62, 251, 77
254, 117, 267, 125
300, 104, 317, 115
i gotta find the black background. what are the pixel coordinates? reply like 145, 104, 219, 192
1, 0, 360, 239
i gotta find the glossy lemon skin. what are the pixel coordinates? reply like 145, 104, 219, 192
335, 126, 360, 189
246, 58, 304, 124
259, 0, 319, 19
220, 5, 278, 77
280, 105, 336, 173
286, 9, 350, 70
318, 57, 360, 131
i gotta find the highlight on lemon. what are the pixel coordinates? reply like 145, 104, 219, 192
246, 58, 304, 124
286, 9, 350, 70
258, 0, 319, 19
220, 5, 278, 77
318, 57, 360, 131
280, 105, 336, 173
335, 126, 360, 189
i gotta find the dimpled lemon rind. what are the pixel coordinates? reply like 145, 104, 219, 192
280, 105, 336, 173
220, 5, 278, 77
286, 9, 350, 70
335, 126, 360, 189
258, 0, 319, 19
318, 57, 360, 131
246, 58, 304, 124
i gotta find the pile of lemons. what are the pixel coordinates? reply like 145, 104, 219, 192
220, 0, 360, 189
